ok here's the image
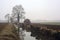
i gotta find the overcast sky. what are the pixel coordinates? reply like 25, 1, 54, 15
0, 0, 60, 21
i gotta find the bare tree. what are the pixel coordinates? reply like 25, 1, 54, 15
12, 5, 25, 35
24, 19, 31, 25
5, 14, 10, 23
12, 5, 25, 23
10, 17, 13, 23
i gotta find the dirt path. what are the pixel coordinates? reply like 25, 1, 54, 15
0, 23, 20, 40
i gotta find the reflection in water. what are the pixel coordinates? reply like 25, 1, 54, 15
24, 30, 36, 40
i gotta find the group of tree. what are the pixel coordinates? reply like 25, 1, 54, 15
5, 5, 25, 23
5, 5, 26, 35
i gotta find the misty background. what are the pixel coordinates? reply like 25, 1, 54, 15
0, 0, 60, 22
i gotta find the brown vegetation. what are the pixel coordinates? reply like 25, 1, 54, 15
23, 22, 60, 40
0, 23, 20, 40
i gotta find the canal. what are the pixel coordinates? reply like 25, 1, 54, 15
19, 28, 36, 40
24, 30, 36, 40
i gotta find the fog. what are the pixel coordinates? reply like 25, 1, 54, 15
0, 0, 60, 21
